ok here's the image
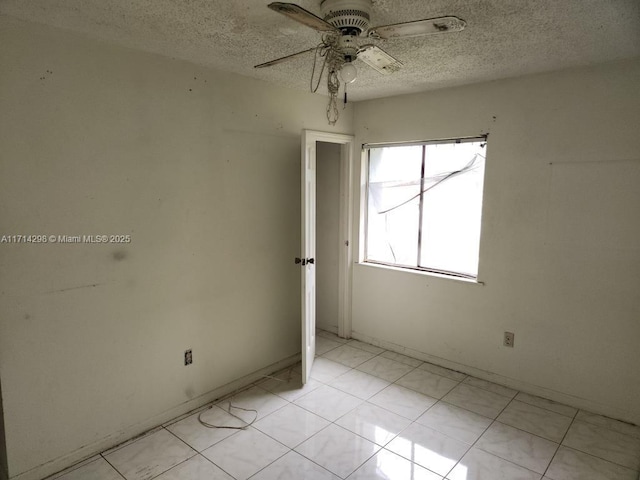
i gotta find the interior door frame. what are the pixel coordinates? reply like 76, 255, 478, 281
302, 130, 354, 339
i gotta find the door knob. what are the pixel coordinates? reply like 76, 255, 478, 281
307, 258, 315, 264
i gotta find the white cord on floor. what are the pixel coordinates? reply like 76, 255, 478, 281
197, 401, 258, 430
197, 367, 295, 430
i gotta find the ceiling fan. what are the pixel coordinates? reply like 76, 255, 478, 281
255, 0, 466, 124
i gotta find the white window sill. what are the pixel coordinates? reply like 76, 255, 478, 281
356, 261, 485, 286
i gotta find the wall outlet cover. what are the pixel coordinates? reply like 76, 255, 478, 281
504, 332, 515, 348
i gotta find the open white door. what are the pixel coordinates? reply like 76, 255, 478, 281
300, 130, 355, 385
301, 132, 316, 384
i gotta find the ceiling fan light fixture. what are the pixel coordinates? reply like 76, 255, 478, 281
340, 61, 357, 83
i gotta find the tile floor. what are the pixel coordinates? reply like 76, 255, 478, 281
49, 331, 640, 480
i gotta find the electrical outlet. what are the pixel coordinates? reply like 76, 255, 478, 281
184, 349, 193, 365
503, 332, 515, 348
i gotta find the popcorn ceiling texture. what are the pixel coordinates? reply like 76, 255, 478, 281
1, 0, 639, 101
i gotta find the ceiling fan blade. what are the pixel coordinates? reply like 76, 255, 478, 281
368, 16, 466, 40
357, 44, 403, 74
268, 2, 338, 33
254, 47, 317, 68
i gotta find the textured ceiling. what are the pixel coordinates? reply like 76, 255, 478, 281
1, 0, 639, 101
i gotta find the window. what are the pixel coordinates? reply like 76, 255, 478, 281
364, 137, 486, 279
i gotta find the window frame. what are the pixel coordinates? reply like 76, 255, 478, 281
362, 135, 487, 281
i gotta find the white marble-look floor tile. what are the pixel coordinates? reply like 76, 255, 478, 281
201, 427, 288, 480
329, 369, 390, 399
446, 448, 542, 480
396, 369, 460, 399
104, 429, 196, 480
295, 424, 380, 478
418, 362, 467, 382
308, 357, 352, 383
316, 336, 343, 356
441, 384, 511, 419
357, 356, 416, 382
259, 369, 323, 402
250, 451, 341, 480
386, 422, 469, 477
462, 377, 518, 399
475, 422, 557, 474
575, 410, 640, 440
166, 406, 242, 452
335, 402, 412, 446
514, 392, 577, 418
369, 384, 437, 420
545, 446, 639, 480
253, 403, 330, 448
416, 402, 492, 444
317, 330, 349, 343
348, 449, 444, 479
217, 385, 288, 423
294, 384, 363, 421
322, 344, 377, 368
154, 455, 233, 480
497, 400, 573, 443
347, 339, 386, 354
380, 351, 423, 367
51, 457, 123, 480
562, 420, 640, 470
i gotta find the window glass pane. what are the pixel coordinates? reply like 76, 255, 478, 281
367, 146, 422, 266
419, 141, 485, 276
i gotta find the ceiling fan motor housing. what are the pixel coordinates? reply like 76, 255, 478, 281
320, 0, 372, 35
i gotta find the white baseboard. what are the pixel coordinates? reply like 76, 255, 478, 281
351, 331, 639, 426
10, 354, 300, 480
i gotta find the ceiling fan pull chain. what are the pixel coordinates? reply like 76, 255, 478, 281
326, 67, 340, 125
327, 88, 339, 125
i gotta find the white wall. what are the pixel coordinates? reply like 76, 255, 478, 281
0, 16, 352, 479
316, 143, 341, 332
352, 58, 640, 424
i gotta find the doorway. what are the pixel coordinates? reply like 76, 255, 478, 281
316, 142, 342, 334
300, 130, 354, 383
